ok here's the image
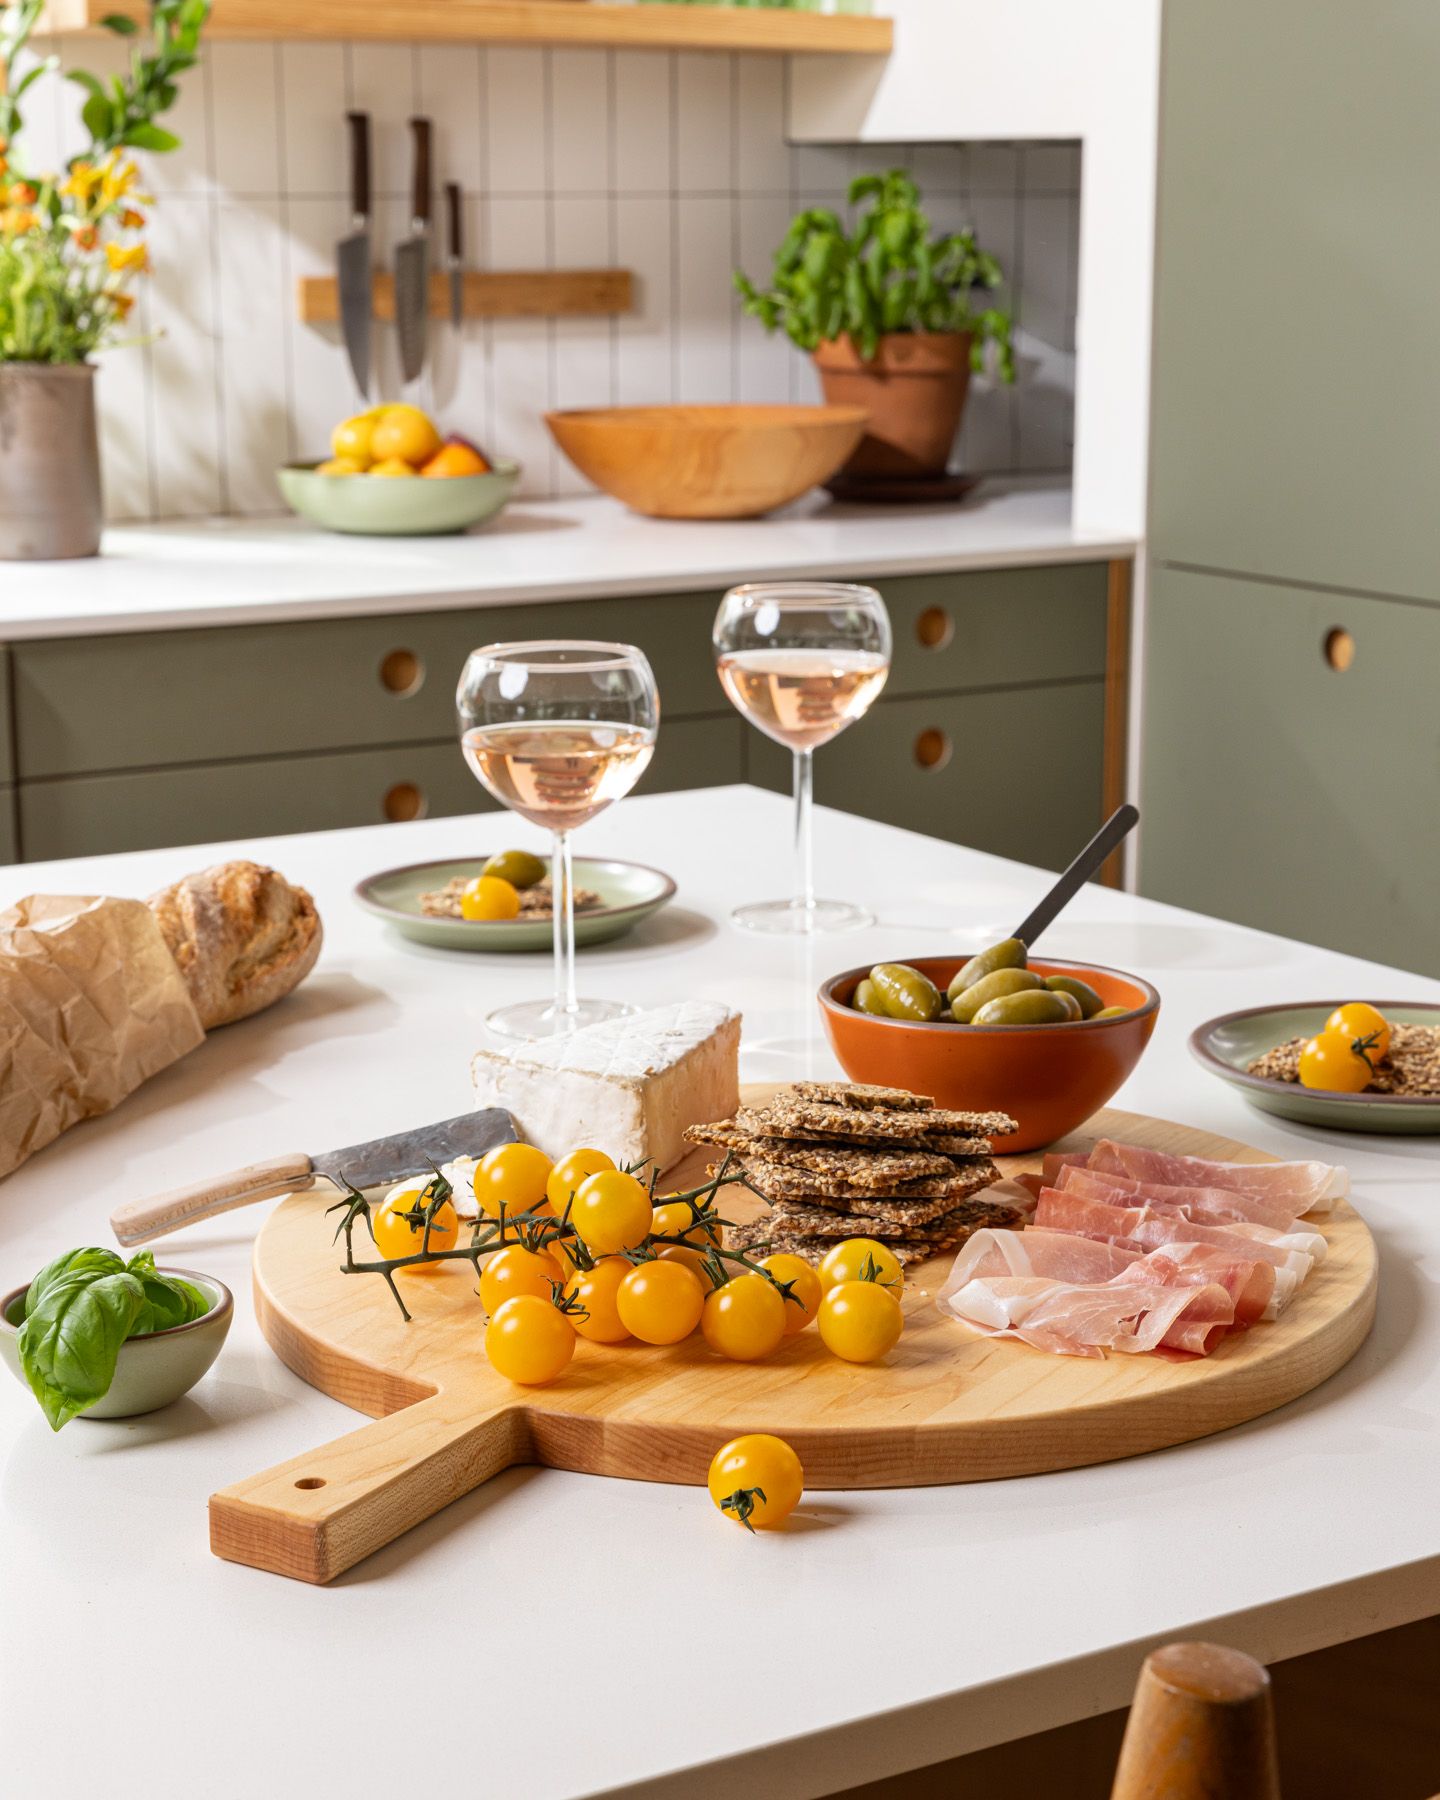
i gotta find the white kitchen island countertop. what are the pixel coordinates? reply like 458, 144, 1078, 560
0, 787, 1434, 1800
0, 478, 1132, 638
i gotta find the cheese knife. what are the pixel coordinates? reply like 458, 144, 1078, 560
394, 115, 433, 384
109, 1107, 517, 1247
444, 179, 464, 330
336, 110, 372, 400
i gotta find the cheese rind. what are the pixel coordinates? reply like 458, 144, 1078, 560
470, 1003, 740, 1175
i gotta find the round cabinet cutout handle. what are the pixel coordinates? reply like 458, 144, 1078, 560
914, 727, 951, 771
379, 648, 424, 695
1324, 627, 1355, 672
384, 781, 427, 823
915, 605, 953, 651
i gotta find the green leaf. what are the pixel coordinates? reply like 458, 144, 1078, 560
126, 1253, 211, 1333
81, 90, 113, 141
16, 1268, 146, 1430
24, 1246, 124, 1318
100, 10, 140, 32
121, 121, 180, 151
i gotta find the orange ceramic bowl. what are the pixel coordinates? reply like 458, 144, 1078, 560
818, 956, 1160, 1153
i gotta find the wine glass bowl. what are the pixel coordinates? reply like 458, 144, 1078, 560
457, 640, 658, 1039
714, 582, 890, 934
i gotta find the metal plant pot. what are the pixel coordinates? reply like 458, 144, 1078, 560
0, 362, 103, 560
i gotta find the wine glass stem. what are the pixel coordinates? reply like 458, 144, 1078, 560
552, 829, 579, 1024
793, 746, 815, 913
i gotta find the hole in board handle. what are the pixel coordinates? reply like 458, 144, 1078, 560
1324, 628, 1355, 672
915, 606, 953, 651
383, 782, 427, 823
294, 1477, 326, 1490
914, 727, 952, 771
379, 648, 425, 696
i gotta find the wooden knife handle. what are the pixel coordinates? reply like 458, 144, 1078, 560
410, 115, 432, 226
346, 109, 370, 222
445, 180, 462, 261
210, 1390, 528, 1583
110, 1153, 317, 1248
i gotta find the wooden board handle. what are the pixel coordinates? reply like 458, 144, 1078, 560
110, 1153, 316, 1247
210, 1390, 527, 1583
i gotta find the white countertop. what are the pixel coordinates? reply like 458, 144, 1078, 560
0, 479, 1133, 639
1, 788, 1434, 1800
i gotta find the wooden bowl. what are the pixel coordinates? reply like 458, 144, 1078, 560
818, 956, 1161, 1153
544, 404, 869, 519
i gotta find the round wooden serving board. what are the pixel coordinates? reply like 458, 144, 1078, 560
211, 1096, 1377, 1583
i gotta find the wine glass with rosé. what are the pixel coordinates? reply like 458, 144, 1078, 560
714, 581, 890, 933
457, 640, 659, 1039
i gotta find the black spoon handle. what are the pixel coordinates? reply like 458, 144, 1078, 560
1013, 803, 1140, 949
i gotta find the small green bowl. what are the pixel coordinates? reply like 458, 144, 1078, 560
276, 458, 519, 536
0, 1268, 233, 1420
1190, 1000, 1440, 1135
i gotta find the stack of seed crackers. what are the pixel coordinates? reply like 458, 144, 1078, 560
684, 1080, 1022, 1267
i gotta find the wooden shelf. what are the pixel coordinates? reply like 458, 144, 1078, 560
298, 267, 632, 323
39, 0, 892, 54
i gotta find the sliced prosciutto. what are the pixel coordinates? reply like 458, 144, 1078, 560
941, 1273, 1235, 1359
1114, 1246, 1274, 1327
1055, 1163, 1306, 1233
1032, 1187, 1325, 1277
1087, 1139, 1346, 1214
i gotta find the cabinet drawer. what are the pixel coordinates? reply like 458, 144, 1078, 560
13, 592, 725, 779
872, 564, 1110, 699
1140, 568, 1440, 973
748, 682, 1105, 871
18, 715, 744, 861
0, 787, 15, 865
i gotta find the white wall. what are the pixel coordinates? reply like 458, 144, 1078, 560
13, 33, 1083, 523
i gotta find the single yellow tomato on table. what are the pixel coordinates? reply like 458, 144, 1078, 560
570, 1169, 653, 1255
485, 1294, 575, 1385
460, 875, 520, 921
371, 1185, 460, 1263
818, 1237, 905, 1300
818, 1280, 904, 1364
616, 1259, 706, 1345
707, 1434, 804, 1531
759, 1253, 822, 1334
701, 1273, 786, 1361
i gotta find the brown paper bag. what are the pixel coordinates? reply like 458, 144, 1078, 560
0, 895, 205, 1181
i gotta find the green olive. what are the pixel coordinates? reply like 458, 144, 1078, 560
949, 966, 1046, 1023
1044, 974, 1105, 1018
482, 848, 547, 890
948, 937, 1027, 1000
852, 977, 888, 1017
869, 962, 943, 1023
1051, 989, 1085, 1021
1093, 1004, 1133, 1021
971, 989, 1073, 1027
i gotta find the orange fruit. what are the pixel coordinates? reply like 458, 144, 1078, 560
420, 438, 490, 478
370, 404, 441, 467
368, 456, 419, 478
330, 408, 382, 465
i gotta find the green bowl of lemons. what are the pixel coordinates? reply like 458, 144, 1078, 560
278, 403, 519, 536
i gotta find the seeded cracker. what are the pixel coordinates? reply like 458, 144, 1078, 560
789, 1080, 935, 1112
735, 1156, 996, 1206
725, 1197, 1023, 1266
684, 1120, 974, 1186
764, 1096, 1019, 1144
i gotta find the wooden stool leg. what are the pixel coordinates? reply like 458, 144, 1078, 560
1110, 1641, 1281, 1800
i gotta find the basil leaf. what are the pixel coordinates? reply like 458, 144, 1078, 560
24, 1247, 125, 1319
124, 1253, 212, 1331
172, 1277, 212, 1322
17, 1270, 146, 1431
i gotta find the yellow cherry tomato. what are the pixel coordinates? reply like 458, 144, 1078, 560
485, 1294, 575, 1386
460, 875, 520, 922
818, 1237, 905, 1300
818, 1280, 904, 1364
656, 1243, 714, 1285
1324, 1002, 1391, 1063
547, 1147, 616, 1218
474, 1141, 553, 1220
616, 1260, 706, 1345
562, 1256, 632, 1344
1299, 1030, 1375, 1094
707, 1434, 804, 1531
571, 1169, 653, 1255
650, 1197, 722, 1248
701, 1273, 786, 1362
479, 1244, 562, 1315
758, 1253, 823, 1334
371, 1186, 459, 1263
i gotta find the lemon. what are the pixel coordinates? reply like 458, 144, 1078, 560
315, 456, 366, 476
370, 403, 442, 467
330, 408, 382, 466
368, 456, 420, 478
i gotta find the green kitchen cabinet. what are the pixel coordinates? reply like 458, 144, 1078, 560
1141, 567, 1439, 974
749, 682, 1106, 871
1149, 0, 1440, 601
0, 788, 15, 865
0, 646, 12, 788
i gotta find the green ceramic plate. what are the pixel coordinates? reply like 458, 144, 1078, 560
1190, 1001, 1440, 1135
355, 856, 677, 952
277, 458, 519, 536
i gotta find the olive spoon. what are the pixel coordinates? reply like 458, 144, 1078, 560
1012, 803, 1140, 950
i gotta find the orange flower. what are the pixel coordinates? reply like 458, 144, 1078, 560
105, 239, 148, 274
120, 207, 145, 230
10, 181, 36, 205
74, 223, 98, 251
0, 206, 37, 237
111, 291, 136, 319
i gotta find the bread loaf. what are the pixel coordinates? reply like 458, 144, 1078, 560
148, 860, 322, 1030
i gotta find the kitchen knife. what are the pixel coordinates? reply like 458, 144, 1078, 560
109, 1107, 517, 1247
394, 115, 433, 384
445, 179, 464, 330
336, 110, 372, 400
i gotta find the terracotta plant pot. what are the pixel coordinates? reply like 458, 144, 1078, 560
812, 330, 972, 481
0, 362, 103, 560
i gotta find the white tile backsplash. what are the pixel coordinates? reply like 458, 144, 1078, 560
14, 35, 1077, 521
